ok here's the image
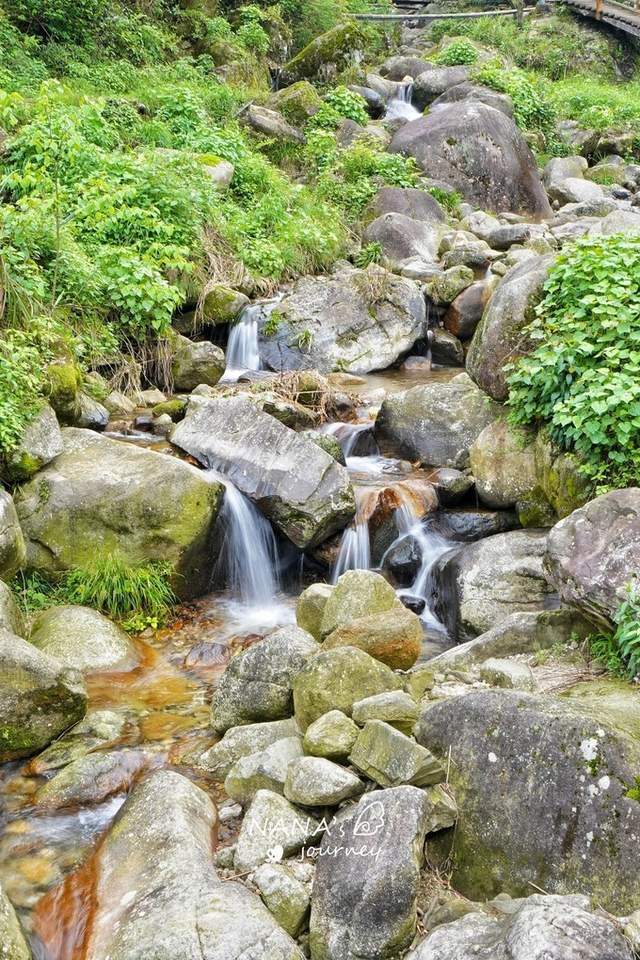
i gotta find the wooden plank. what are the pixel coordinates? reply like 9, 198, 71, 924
354, 7, 525, 20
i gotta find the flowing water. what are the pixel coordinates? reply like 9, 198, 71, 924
220, 303, 263, 382
384, 82, 421, 123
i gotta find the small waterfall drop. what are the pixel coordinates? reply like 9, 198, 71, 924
221, 304, 262, 383
331, 488, 373, 583
321, 421, 376, 459
385, 82, 421, 122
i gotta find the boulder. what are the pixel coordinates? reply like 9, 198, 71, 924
365, 186, 445, 224
349, 720, 445, 788
479, 657, 535, 691
430, 328, 464, 366
469, 420, 537, 509
412, 66, 470, 110
423, 509, 519, 543
4, 404, 63, 482
0, 491, 26, 581
389, 103, 552, 219
362, 213, 442, 272
284, 756, 364, 806
547, 177, 603, 205
407, 897, 634, 960
253, 863, 311, 937
198, 284, 249, 326
415, 689, 640, 913
171, 334, 225, 391
0, 580, 25, 637
224, 736, 304, 803
211, 625, 319, 733
268, 80, 322, 125
79, 771, 304, 959
281, 21, 368, 82
234, 789, 321, 871
352, 690, 419, 735
323, 603, 423, 671
258, 267, 426, 375
309, 786, 431, 960
0, 881, 30, 960
302, 710, 359, 761
542, 156, 588, 188
428, 266, 475, 307
545, 488, 640, 630
589, 208, 640, 237
29, 605, 139, 673
171, 397, 355, 549
375, 374, 501, 469
244, 104, 304, 143
292, 646, 402, 730
430, 81, 513, 118
76, 392, 109, 430
297, 583, 334, 640
15, 429, 223, 599
432, 529, 556, 640
0, 628, 86, 761
466, 255, 556, 402
381, 534, 421, 586
319, 569, 396, 638
198, 717, 300, 780
379, 55, 432, 80
35, 747, 149, 808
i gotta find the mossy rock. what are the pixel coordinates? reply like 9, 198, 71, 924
201, 284, 249, 325
282, 21, 368, 82
152, 398, 188, 422
46, 359, 82, 424
268, 80, 322, 126
533, 431, 592, 518
0, 882, 30, 960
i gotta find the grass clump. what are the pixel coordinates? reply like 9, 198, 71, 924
506, 234, 640, 492
435, 37, 478, 66
590, 583, 640, 681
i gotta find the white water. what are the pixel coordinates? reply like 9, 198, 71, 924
385, 82, 421, 122
331, 487, 372, 583
321, 421, 375, 458
221, 304, 262, 382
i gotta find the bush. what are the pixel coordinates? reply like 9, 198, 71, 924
591, 582, 640, 680
435, 37, 477, 66
506, 234, 640, 490
473, 62, 555, 134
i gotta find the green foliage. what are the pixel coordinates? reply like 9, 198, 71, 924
435, 37, 477, 66
473, 61, 555, 134
548, 77, 640, 152
323, 85, 368, 124
590, 583, 640, 680
507, 234, 640, 490
427, 185, 461, 216
0, 325, 44, 453
355, 240, 381, 267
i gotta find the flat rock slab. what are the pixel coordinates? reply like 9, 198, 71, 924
171, 396, 355, 549
349, 720, 445, 788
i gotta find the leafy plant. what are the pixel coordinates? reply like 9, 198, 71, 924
506, 234, 640, 490
435, 38, 478, 66
355, 240, 382, 267
590, 582, 640, 680
473, 62, 555, 134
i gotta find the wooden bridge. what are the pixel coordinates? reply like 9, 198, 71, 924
354, 0, 640, 39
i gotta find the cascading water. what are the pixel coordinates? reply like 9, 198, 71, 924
384, 82, 421, 122
321, 421, 375, 459
221, 303, 262, 382
331, 488, 373, 583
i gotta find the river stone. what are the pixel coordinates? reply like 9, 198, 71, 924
429, 608, 592, 670
281, 21, 368, 83
83, 771, 304, 960
15, 428, 223, 599
382, 534, 421, 586
375, 374, 501, 469
35, 747, 149, 808
29, 605, 139, 673
352, 691, 419, 736
589, 208, 640, 237
547, 177, 603, 205
542, 155, 588, 188
268, 80, 322, 125
0, 881, 30, 960
431, 82, 514, 118
428, 266, 474, 306
389, 102, 551, 218
430, 329, 464, 367
469, 420, 538, 509
533, 432, 591, 519
432, 529, 555, 641
171, 334, 225, 391
0, 492, 26, 582
544, 488, 640, 631
293, 647, 402, 731
30, 708, 127, 775
350, 720, 445, 788
479, 657, 536, 691
0, 628, 87, 761
224, 736, 304, 804
323, 602, 423, 671
258, 267, 425, 376
365, 186, 445, 224
199, 717, 300, 780
76, 391, 109, 430
319, 570, 396, 638
423, 509, 519, 543
407, 897, 634, 960
4, 404, 63, 483
244, 104, 304, 143
424, 783, 458, 834
253, 863, 311, 937
302, 710, 359, 761
234, 789, 322, 871
467, 255, 555, 402
284, 756, 364, 806
415, 690, 640, 912
379, 56, 432, 80
211, 626, 319, 733
0, 581, 25, 637
309, 786, 431, 960
297, 583, 334, 641
412, 66, 470, 110
362, 213, 443, 272
171, 396, 355, 549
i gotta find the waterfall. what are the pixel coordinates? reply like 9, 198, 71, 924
321, 421, 377, 458
331, 488, 373, 583
385, 82, 421, 122
221, 304, 262, 383
211, 473, 280, 609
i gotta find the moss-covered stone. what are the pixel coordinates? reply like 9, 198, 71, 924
46, 359, 82, 424
281, 21, 368, 82
201, 284, 249, 325
302, 709, 358, 760
469, 419, 537, 510
533, 431, 592, 518
0, 881, 30, 960
324, 601, 423, 671
268, 80, 322, 126
152, 397, 188, 422
319, 569, 397, 639
296, 582, 334, 640
428, 266, 474, 306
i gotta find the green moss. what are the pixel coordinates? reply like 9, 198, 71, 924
269, 80, 322, 126
282, 21, 368, 81
46, 361, 81, 424
152, 398, 187, 421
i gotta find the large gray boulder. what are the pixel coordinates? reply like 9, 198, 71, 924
545, 488, 640, 630
15, 429, 223, 599
0, 580, 25, 637
432, 529, 556, 640
374, 374, 501, 469
35, 747, 150, 808
365, 186, 445, 223
4, 403, 63, 482
430, 81, 514, 118
171, 396, 355, 549
415, 689, 640, 913
82, 771, 304, 959
466, 255, 555, 402
412, 66, 470, 110
362, 213, 443, 273
309, 786, 431, 960
0, 491, 26, 581
29, 605, 139, 673
0, 627, 87, 761
407, 896, 634, 960
257, 267, 426, 375
235, 789, 321, 872
469, 419, 537, 509
211, 625, 319, 732
389, 102, 552, 219
0, 881, 30, 960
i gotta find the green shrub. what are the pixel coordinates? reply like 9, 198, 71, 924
473, 62, 555, 134
6, 0, 107, 44
311, 139, 418, 218
435, 37, 477, 66
506, 234, 640, 490
355, 240, 381, 267
591, 583, 640, 680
